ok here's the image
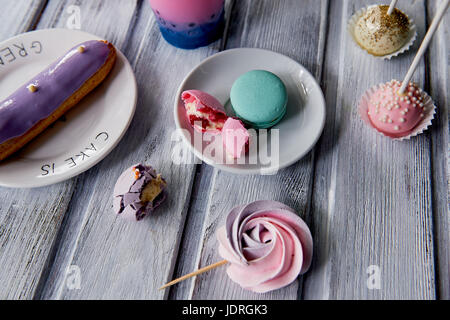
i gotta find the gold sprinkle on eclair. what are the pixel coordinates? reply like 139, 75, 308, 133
78, 45, 85, 53
27, 84, 38, 92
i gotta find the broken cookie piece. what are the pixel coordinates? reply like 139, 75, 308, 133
113, 164, 167, 221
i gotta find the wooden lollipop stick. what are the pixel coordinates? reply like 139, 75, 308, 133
387, 0, 398, 15
159, 260, 228, 290
399, 0, 450, 93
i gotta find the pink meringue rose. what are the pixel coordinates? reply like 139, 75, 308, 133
217, 200, 313, 293
181, 90, 228, 134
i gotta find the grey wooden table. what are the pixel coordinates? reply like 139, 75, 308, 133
0, 0, 448, 300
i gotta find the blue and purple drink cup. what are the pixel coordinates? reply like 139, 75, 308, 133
149, 0, 225, 49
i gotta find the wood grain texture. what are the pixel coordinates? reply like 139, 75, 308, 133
302, 0, 436, 299
35, 0, 226, 299
0, 0, 47, 41
168, 165, 216, 300
1, 0, 140, 300
0, 0, 76, 300
167, 0, 236, 300
186, 0, 329, 300
0, 0, 448, 300
427, 1, 449, 300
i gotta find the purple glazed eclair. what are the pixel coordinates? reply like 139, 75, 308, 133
113, 164, 167, 221
0, 40, 116, 161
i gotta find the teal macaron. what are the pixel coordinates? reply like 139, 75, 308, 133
230, 70, 287, 129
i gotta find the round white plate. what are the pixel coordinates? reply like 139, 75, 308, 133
174, 48, 326, 175
0, 29, 137, 188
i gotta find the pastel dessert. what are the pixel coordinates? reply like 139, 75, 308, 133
230, 70, 287, 129
222, 118, 249, 159
149, 0, 225, 49
353, 5, 411, 56
367, 80, 426, 138
181, 90, 228, 134
113, 164, 167, 221
0, 40, 116, 161
217, 200, 313, 293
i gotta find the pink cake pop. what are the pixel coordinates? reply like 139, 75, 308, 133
366, 80, 426, 138
359, 0, 448, 139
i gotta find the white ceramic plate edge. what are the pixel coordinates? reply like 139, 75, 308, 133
0, 29, 137, 188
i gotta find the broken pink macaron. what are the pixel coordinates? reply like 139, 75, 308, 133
181, 90, 228, 134
366, 80, 428, 138
217, 200, 313, 293
113, 164, 167, 221
222, 118, 249, 159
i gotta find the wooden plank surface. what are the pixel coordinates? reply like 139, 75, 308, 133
34, 0, 227, 299
303, 0, 436, 299
167, 0, 236, 300
0, 0, 47, 40
31, 0, 142, 299
427, 0, 449, 300
186, 0, 328, 300
0, 0, 75, 300
0, 0, 448, 300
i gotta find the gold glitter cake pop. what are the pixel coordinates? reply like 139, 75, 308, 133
353, 5, 411, 56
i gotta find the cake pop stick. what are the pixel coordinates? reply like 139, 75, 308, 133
399, 0, 449, 94
159, 260, 228, 290
387, 0, 398, 15
159, 201, 313, 293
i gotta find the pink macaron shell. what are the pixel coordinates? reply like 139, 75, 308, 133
222, 118, 249, 159
182, 90, 228, 134
182, 90, 226, 114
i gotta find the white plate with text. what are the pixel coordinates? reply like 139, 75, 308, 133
0, 29, 137, 188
